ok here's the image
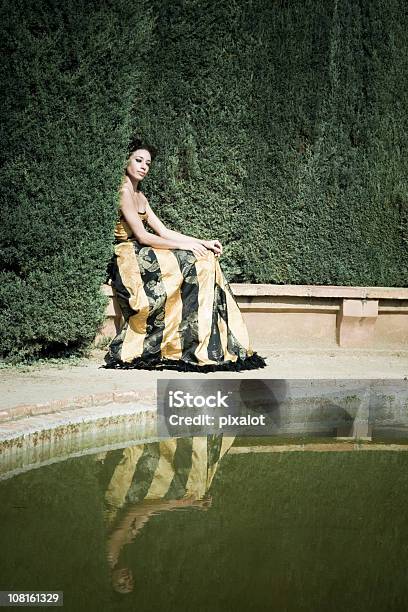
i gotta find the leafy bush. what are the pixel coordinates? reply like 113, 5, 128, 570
0, 0, 153, 360
1, 0, 407, 361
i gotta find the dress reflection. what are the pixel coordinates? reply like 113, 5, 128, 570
97, 435, 234, 594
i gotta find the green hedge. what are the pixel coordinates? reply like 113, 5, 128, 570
139, 0, 408, 285
0, 0, 153, 360
0, 0, 407, 361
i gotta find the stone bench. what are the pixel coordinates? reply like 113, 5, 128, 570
99, 283, 408, 349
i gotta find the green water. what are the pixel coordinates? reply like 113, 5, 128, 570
0, 444, 407, 612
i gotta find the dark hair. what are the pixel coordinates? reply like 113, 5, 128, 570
127, 135, 157, 161
126, 136, 157, 190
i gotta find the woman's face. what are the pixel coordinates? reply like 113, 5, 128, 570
126, 148, 152, 181
112, 567, 134, 594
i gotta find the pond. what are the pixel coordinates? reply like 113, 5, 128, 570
0, 433, 407, 612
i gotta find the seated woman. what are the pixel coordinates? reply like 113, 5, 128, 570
104, 136, 266, 372
99, 435, 235, 594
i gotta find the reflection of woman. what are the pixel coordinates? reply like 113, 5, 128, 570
99, 436, 234, 594
104, 136, 266, 372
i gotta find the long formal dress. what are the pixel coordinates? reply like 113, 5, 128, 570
103, 436, 235, 513
104, 210, 266, 372
101, 436, 235, 594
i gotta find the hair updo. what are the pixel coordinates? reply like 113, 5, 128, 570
127, 135, 158, 161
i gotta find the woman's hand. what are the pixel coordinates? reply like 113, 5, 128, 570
202, 239, 223, 257
180, 241, 209, 257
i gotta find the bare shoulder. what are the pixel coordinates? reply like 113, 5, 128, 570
120, 179, 132, 195
119, 175, 135, 193
119, 185, 133, 200
119, 183, 132, 199
119, 186, 135, 213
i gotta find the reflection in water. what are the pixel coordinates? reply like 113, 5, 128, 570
1, 441, 408, 610
97, 436, 234, 594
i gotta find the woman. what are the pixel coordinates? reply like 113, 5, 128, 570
104, 137, 266, 372
100, 435, 235, 594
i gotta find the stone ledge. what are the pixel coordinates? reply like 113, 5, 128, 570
102, 282, 408, 300
0, 390, 156, 424
99, 283, 408, 349
230, 284, 408, 300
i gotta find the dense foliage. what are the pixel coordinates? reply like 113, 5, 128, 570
0, 0, 153, 360
1, 0, 407, 360
140, 0, 408, 285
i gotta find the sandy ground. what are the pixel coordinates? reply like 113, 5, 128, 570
0, 347, 407, 411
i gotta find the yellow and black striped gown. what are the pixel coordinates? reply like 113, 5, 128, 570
104, 210, 266, 371
101, 436, 235, 592
103, 436, 234, 514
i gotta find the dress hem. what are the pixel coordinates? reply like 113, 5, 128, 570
103, 352, 267, 373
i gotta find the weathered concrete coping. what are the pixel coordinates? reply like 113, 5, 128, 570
0, 401, 157, 481
229, 284, 408, 300
2, 379, 407, 448
0, 399, 156, 444
0, 390, 155, 424
103, 282, 408, 305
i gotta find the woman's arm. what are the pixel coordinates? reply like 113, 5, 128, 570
119, 190, 208, 257
144, 200, 223, 256
106, 497, 210, 569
